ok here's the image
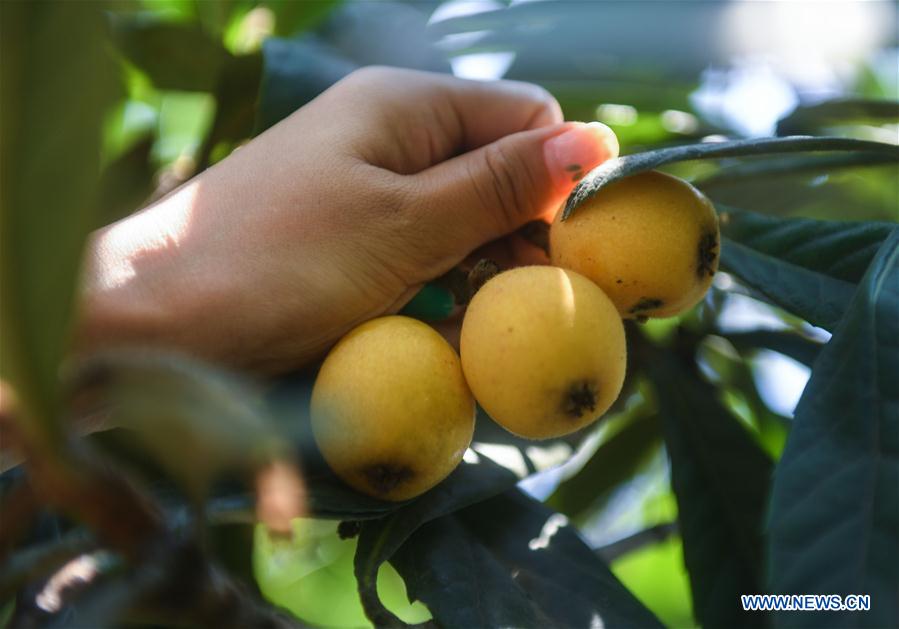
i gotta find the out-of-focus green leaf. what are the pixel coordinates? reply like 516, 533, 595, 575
256, 37, 357, 132
697, 335, 791, 458
267, 0, 342, 36
196, 53, 263, 167
353, 457, 518, 626
720, 238, 856, 331
777, 99, 899, 136
547, 411, 662, 523
98, 134, 155, 224
392, 490, 664, 629
194, 0, 245, 37
111, 17, 230, 91
543, 80, 695, 120
721, 208, 896, 284
650, 351, 773, 629
153, 91, 216, 164
696, 153, 898, 189
563, 137, 899, 219
0, 1, 118, 435
767, 231, 899, 629
68, 350, 287, 500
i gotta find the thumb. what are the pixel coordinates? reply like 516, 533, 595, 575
411, 121, 618, 255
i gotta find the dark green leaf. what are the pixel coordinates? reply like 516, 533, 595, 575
721, 208, 896, 284
256, 37, 357, 132
650, 351, 774, 629
460, 491, 664, 629
392, 490, 664, 629
767, 230, 899, 629
392, 515, 544, 629
306, 477, 398, 520
563, 137, 899, 219
720, 238, 856, 331
354, 457, 518, 626
111, 17, 230, 91
777, 99, 899, 135
547, 411, 662, 522
0, 0, 118, 435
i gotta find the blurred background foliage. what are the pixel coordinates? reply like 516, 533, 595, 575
1, 1, 897, 628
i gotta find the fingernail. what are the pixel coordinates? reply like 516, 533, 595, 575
543, 122, 619, 192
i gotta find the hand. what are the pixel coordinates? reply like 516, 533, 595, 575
78, 67, 618, 374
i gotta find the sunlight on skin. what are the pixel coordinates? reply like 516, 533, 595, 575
89, 183, 199, 291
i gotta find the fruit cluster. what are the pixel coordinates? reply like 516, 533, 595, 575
311, 171, 719, 501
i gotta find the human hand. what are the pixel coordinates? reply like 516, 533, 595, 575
79, 67, 618, 373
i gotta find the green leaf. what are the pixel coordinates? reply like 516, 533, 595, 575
650, 352, 774, 629
777, 99, 899, 135
111, 17, 230, 92
69, 350, 286, 500
563, 137, 899, 219
256, 37, 357, 132
354, 457, 518, 627
196, 53, 263, 167
720, 238, 856, 331
392, 515, 544, 629
267, 0, 342, 37
0, 1, 118, 436
721, 208, 896, 284
392, 490, 664, 629
547, 411, 663, 522
767, 231, 899, 629
98, 134, 155, 224
696, 153, 898, 190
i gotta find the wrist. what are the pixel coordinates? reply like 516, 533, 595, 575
75, 183, 204, 357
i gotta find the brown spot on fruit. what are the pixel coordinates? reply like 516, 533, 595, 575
697, 230, 718, 279
565, 163, 582, 172
629, 297, 664, 314
360, 463, 415, 497
562, 380, 599, 419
